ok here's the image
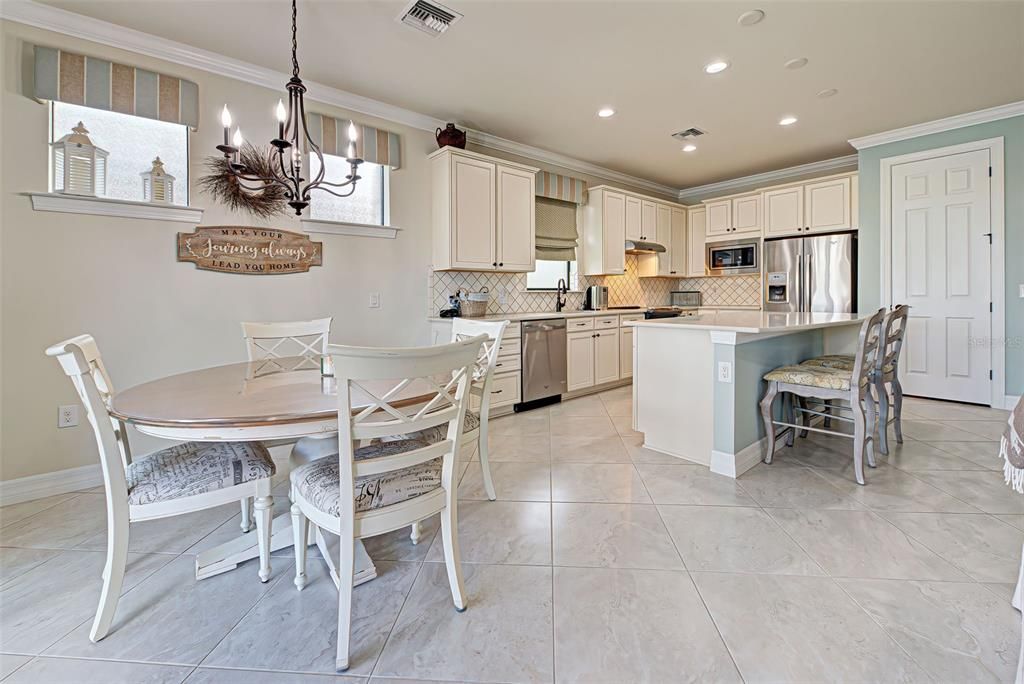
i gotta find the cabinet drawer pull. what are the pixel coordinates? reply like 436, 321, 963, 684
492, 389, 503, 394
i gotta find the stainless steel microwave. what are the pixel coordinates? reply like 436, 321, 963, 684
706, 238, 760, 276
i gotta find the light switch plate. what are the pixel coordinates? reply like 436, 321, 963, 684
1019, 283, 1023, 298
717, 361, 733, 383
369, 292, 381, 308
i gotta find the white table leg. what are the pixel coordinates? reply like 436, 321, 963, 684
195, 512, 377, 585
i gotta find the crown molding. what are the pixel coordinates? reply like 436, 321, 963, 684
1, 0, 673, 196
848, 101, 1024, 150
676, 154, 857, 203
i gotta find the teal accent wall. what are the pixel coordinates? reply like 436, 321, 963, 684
857, 115, 1024, 396
713, 330, 824, 454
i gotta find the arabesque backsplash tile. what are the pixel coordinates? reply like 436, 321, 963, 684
428, 258, 761, 316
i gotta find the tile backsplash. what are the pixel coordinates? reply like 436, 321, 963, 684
429, 259, 761, 316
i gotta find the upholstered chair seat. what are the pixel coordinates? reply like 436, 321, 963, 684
402, 410, 480, 444
763, 364, 858, 391
290, 437, 441, 516
126, 442, 275, 506
800, 354, 894, 375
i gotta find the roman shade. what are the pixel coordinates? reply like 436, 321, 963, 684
535, 170, 587, 204
306, 113, 402, 169
535, 196, 579, 261
33, 46, 199, 129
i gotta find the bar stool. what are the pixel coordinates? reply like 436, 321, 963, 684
799, 305, 910, 455
759, 309, 886, 485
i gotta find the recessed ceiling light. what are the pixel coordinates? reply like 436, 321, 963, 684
779, 115, 798, 126
817, 88, 839, 98
597, 107, 615, 118
737, 9, 765, 26
682, 144, 697, 152
704, 60, 730, 74
784, 57, 808, 70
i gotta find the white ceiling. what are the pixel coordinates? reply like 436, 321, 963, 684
38, 0, 1024, 188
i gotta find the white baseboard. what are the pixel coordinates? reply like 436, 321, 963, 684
710, 436, 769, 479
0, 464, 103, 506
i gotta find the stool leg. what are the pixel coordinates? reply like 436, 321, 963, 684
892, 378, 904, 444
760, 382, 779, 464
876, 377, 890, 456
852, 397, 868, 485
823, 400, 833, 429
797, 396, 811, 439
784, 393, 795, 447
864, 393, 878, 468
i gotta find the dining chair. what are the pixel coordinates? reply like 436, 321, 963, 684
289, 335, 485, 672
760, 309, 886, 484
238, 317, 331, 531
797, 305, 910, 455
46, 335, 275, 643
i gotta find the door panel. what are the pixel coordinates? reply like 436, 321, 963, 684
496, 165, 535, 271
705, 200, 731, 237
619, 327, 633, 379
641, 200, 657, 240
625, 196, 642, 241
670, 208, 687, 276
594, 331, 619, 385
805, 177, 852, 232
891, 148, 990, 403
656, 204, 672, 275
687, 208, 707, 276
732, 194, 761, 234
566, 331, 595, 392
763, 186, 804, 237
602, 191, 626, 275
451, 156, 496, 268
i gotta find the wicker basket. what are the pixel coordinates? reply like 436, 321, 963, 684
459, 288, 489, 318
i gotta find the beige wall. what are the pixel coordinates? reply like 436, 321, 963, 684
0, 20, 662, 482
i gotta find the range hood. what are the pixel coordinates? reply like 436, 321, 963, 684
624, 239, 666, 254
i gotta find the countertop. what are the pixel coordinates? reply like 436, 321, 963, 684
428, 305, 759, 324
627, 310, 871, 334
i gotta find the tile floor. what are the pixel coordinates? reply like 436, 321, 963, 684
1, 387, 1020, 683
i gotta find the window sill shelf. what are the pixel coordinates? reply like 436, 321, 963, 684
28, 193, 203, 223
301, 219, 401, 239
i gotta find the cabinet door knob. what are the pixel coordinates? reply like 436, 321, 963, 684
492, 261, 497, 267
499, 262, 503, 267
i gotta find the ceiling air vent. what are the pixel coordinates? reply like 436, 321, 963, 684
672, 128, 706, 141
398, 0, 462, 37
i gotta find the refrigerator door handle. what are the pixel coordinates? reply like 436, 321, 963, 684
805, 251, 813, 312
796, 253, 804, 313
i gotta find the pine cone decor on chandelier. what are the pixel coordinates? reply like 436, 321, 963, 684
199, 143, 289, 218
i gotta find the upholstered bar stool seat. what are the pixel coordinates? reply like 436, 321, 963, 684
403, 410, 480, 443
126, 442, 275, 506
763, 364, 859, 391
800, 354, 894, 375
290, 437, 440, 516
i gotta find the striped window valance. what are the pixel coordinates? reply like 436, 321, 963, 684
535, 170, 587, 204
33, 46, 199, 129
306, 113, 402, 169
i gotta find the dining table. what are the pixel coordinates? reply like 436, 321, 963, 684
109, 354, 436, 587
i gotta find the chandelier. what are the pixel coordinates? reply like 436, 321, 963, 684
216, 0, 362, 216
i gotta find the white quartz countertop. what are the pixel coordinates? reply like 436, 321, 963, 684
628, 310, 871, 334
428, 310, 645, 323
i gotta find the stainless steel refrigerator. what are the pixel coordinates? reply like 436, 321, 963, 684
763, 231, 856, 312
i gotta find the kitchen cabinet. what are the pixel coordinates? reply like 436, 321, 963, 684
638, 202, 674, 278
669, 207, 687, 276
805, 175, 852, 232
759, 172, 858, 238
686, 207, 706, 277
582, 187, 627, 275
594, 330, 620, 385
566, 330, 596, 392
430, 147, 538, 271
619, 326, 633, 379
705, 199, 731, 237
625, 195, 642, 240
763, 184, 804, 237
732, 193, 761, 234
640, 201, 657, 241
704, 192, 760, 239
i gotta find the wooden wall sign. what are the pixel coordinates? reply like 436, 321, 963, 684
177, 226, 322, 275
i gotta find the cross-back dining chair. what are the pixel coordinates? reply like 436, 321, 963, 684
46, 335, 275, 643
288, 335, 485, 672
238, 317, 332, 531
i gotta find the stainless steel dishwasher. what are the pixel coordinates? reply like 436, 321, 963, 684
519, 318, 567, 409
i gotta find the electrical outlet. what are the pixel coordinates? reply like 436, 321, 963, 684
369, 292, 381, 308
1019, 283, 1024, 298
717, 361, 733, 383
58, 404, 79, 428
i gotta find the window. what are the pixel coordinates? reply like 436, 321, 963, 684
527, 260, 578, 290
50, 102, 189, 205
308, 154, 388, 226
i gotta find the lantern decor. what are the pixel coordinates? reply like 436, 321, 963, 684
141, 157, 175, 204
214, 0, 363, 217
51, 121, 108, 196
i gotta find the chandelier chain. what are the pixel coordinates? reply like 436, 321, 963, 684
291, 0, 299, 78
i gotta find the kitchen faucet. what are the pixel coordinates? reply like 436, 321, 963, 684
555, 278, 567, 312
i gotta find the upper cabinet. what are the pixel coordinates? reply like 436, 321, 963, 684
761, 172, 858, 238
669, 207, 687, 277
583, 187, 627, 275
640, 201, 658, 241
704, 192, 760, 238
624, 195, 642, 241
430, 147, 538, 271
586, 186, 688, 278
686, 206, 706, 277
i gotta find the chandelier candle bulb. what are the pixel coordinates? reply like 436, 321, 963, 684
220, 105, 232, 146
276, 100, 287, 139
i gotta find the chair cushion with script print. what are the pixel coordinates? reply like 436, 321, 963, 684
290, 437, 443, 516
764, 364, 856, 391
399, 410, 480, 444
800, 354, 895, 375
126, 441, 275, 505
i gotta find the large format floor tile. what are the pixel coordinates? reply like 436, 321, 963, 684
203, 560, 418, 675
3, 656, 192, 684
362, 515, 439, 562
0, 492, 83, 528
550, 417, 631, 463
879, 512, 1024, 582
47, 554, 278, 664
426, 500, 551, 565
0, 494, 108, 549
552, 503, 682, 570
0, 550, 174, 654
692, 572, 930, 683
839, 578, 1020, 683
812, 464, 980, 513
551, 463, 652, 503
928, 441, 1003, 470
484, 432, 551, 463
459, 461, 551, 501
374, 563, 553, 683
768, 508, 971, 580
77, 503, 239, 555
883, 437, 993, 472
658, 505, 824, 576
0, 654, 30, 680
634, 464, 754, 506
553, 567, 740, 683
0, 547, 60, 587
186, 668, 362, 683
914, 470, 1024, 514
737, 462, 861, 509
900, 419, 992, 442
549, 395, 608, 418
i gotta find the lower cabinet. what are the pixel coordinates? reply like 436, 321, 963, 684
619, 326, 633, 379
567, 328, 619, 392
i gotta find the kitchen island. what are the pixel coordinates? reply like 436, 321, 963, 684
628, 310, 872, 478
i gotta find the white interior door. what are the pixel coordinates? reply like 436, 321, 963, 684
891, 149, 991, 404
